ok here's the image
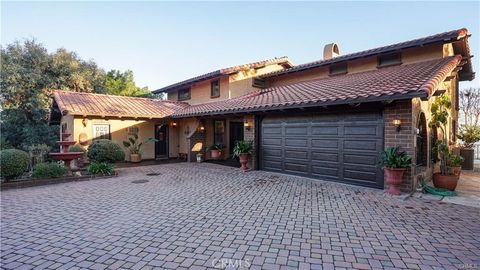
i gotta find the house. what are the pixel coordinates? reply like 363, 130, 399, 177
50, 28, 474, 192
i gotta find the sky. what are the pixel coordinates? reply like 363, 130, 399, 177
2, 1, 479, 91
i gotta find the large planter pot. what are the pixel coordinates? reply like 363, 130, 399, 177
211, 150, 222, 159
433, 173, 459, 191
460, 148, 474, 170
239, 153, 249, 171
384, 167, 406, 195
130, 154, 141, 163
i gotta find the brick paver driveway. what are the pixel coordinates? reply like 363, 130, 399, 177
1, 163, 479, 270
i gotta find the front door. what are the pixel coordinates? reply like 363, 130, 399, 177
155, 124, 168, 159
229, 122, 244, 157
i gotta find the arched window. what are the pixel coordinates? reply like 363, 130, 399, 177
416, 113, 428, 166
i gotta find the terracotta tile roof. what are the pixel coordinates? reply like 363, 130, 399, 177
152, 57, 293, 93
173, 56, 462, 118
53, 90, 188, 119
261, 28, 472, 80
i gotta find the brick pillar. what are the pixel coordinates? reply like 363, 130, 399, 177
384, 100, 414, 192
243, 115, 256, 169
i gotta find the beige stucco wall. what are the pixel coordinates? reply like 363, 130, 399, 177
268, 43, 448, 88
167, 63, 287, 104
410, 74, 459, 188
70, 116, 161, 161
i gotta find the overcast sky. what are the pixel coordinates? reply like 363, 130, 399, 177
2, 1, 479, 91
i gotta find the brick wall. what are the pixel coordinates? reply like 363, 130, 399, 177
243, 115, 256, 169
384, 100, 415, 192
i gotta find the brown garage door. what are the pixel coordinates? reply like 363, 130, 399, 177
260, 112, 384, 188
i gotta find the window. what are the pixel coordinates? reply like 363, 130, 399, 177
211, 80, 220, 98
329, 63, 347, 75
214, 120, 225, 145
93, 124, 110, 140
377, 53, 402, 67
416, 113, 427, 166
177, 88, 191, 101
127, 127, 139, 137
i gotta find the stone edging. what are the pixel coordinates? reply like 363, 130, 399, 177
1, 173, 118, 190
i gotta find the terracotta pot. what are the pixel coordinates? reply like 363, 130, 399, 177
384, 167, 406, 195
239, 153, 249, 171
452, 166, 462, 176
433, 173, 459, 191
130, 154, 141, 163
211, 149, 222, 159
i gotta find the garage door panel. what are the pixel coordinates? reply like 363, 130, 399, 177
284, 162, 308, 173
311, 126, 339, 135
344, 125, 378, 136
263, 138, 282, 146
285, 139, 308, 147
311, 152, 338, 162
284, 150, 308, 159
344, 140, 378, 151
311, 139, 339, 149
344, 154, 376, 165
260, 112, 384, 189
344, 170, 377, 182
263, 127, 282, 134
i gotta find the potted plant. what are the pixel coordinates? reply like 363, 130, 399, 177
430, 94, 461, 191
122, 134, 157, 163
207, 144, 224, 159
457, 125, 480, 170
232, 140, 253, 171
450, 154, 464, 176
380, 147, 412, 195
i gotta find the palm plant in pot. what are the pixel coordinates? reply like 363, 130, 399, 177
430, 94, 462, 190
232, 140, 253, 171
380, 147, 412, 195
207, 144, 224, 159
122, 134, 157, 163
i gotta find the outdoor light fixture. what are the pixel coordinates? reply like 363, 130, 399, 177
171, 121, 177, 128
244, 120, 251, 131
393, 119, 401, 132
82, 118, 88, 127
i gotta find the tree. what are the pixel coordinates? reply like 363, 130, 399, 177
459, 87, 480, 126
1, 39, 153, 149
104, 70, 151, 97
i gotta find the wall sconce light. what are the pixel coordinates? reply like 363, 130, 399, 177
244, 120, 252, 131
199, 125, 205, 131
171, 121, 177, 128
82, 118, 88, 127
393, 119, 401, 132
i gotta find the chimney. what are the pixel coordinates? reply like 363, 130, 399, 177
323, 43, 340, 60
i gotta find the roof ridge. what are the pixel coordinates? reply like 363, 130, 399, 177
52, 89, 160, 102
261, 28, 468, 78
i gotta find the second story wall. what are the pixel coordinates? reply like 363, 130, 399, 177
167, 76, 230, 105
266, 43, 448, 88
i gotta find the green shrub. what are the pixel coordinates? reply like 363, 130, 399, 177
379, 147, 412, 168
69, 145, 85, 153
87, 139, 125, 163
0, 149, 30, 181
87, 162, 114, 175
32, 162, 68, 178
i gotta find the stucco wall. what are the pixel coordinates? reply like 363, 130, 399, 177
268, 43, 447, 88
70, 116, 160, 161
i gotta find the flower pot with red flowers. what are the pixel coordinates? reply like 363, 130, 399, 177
207, 144, 224, 160
232, 140, 253, 171
380, 147, 412, 195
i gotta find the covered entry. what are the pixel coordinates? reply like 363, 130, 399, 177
260, 112, 384, 188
